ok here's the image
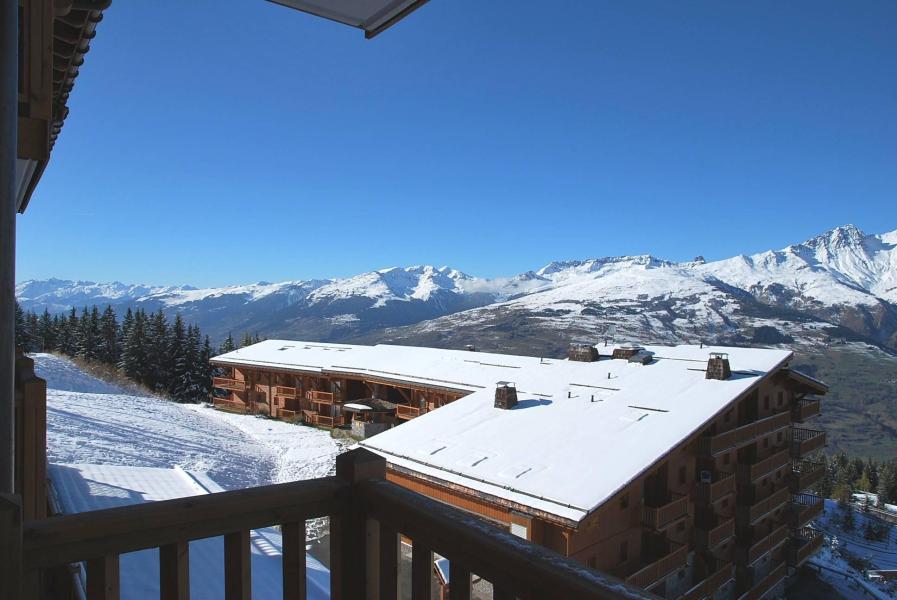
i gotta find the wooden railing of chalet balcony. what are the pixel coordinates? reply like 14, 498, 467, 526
791, 398, 820, 423
735, 448, 790, 484
396, 404, 425, 420
789, 428, 826, 458
306, 390, 336, 404
788, 493, 824, 528
642, 493, 688, 530
678, 562, 734, 600
787, 527, 823, 567
696, 517, 735, 552
213, 397, 247, 413
790, 460, 825, 493
13, 352, 47, 522
625, 543, 688, 590
695, 472, 735, 504
736, 524, 788, 566
736, 561, 786, 600
212, 376, 248, 392
1, 449, 657, 600
737, 487, 790, 525
697, 411, 791, 456
316, 413, 346, 428
274, 385, 300, 399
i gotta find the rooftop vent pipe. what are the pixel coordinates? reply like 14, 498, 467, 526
494, 381, 518, 410
465, 344, 476, 352
568, 344, 600, 362
706, 352, 732, 380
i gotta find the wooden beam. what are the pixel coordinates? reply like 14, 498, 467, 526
86, 555, 120, 600
282, 521, 307, 600
448, 562, 471, 600
378, 521, 399, 600
0, 494, 22, 600
159, 541, 189, 600
410, 542, 432, 600
224, 530, 251, 600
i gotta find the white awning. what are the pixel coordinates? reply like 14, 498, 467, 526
267, 0, 430, 38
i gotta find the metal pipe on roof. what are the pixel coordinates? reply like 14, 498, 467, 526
0, 0, 18, 493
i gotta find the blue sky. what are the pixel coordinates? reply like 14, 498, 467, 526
17, 0, 897, 287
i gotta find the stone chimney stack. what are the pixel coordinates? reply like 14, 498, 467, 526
568, 344, 600, 362
494, 381, 518, 410
706, 352, 732, 380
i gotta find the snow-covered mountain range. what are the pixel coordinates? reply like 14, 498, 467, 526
16, 225, 897, 352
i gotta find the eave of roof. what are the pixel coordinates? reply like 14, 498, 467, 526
267, 0, 430, 38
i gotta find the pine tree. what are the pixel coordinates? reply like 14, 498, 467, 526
146, 310, 170, 391
173, 324, 201, 402
169, 314, 188, 398
99, 305, 120, 364
27, 311, 40, 352
14, 302, 28, 349
120, 309, 147, 382
38, 309, 56, 351
240, 332, 254, 349
199, 335, 213, 400
218, 333, 235, 356
76, 306, 102, 361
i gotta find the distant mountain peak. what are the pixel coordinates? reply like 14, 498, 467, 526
536, 254, 672, 277
798, 224, 867, 252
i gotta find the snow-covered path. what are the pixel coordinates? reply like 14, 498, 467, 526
36, 353, 343, 491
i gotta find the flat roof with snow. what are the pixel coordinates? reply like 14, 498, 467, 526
213, 340, 793, 524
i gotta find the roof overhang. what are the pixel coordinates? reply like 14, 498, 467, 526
782, 368, 829, 395
266, 0, 430, 38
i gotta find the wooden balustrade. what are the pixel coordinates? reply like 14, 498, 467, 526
790, 460, 824, 493
274, 386, 299, 399
790, 428, 826, 458
5, 449, 656, 600
306, 390, 336, 404
14, 352, 47, 521
787, 528, 823, 567
678, 562, 734, 600
698, 411, 792, 456
737, 524, 788, 565
316, 413, 346, 428
791, 398, 820, 423
697, 517, 735, 551
212, 397, 247, 413
738, 486, 790, 525
789, 493, 824, 528
735, 449, 790, 484
625, 543, 688, 590
396, 404, 425, 420
212, 377, 247, 392
695, 472, 735, 504
737, 561, 786, 600
643, 493, 688, 530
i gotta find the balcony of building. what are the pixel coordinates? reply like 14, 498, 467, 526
677, 562, 735, 600
697, 411, 791, 457
788, 493, 824, 528
695, 470, 735, 505
694, 514, 735, 555
788, 527, 823, 568
396, 403, 427, 420
624, 539, 689, 591
736, 486, 790, 526
306, 390, 338, 405
274, 385, 300, 400
643, 492, 689, 531
791, 398, 821, 423
212, 376, 248, 392
789, 460, 825, 493
735, 561, 786, 600
789, 428, 826, 458
734, 524, 788, 566
735, 448, 790, 485
212, 395, 248, 414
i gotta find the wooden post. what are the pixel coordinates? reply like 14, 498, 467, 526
0, 494, 22, 600
281, 520, 307, 600
410, 542, 432, 600
0, 0, 19, 496
86, 555, 120, 600
224, 530, 251, 600
159, 541, 190, 600
332, 448, 386, 600
448, 563, 470, 600
15, 351, 47, 520
378, 520, 399, 600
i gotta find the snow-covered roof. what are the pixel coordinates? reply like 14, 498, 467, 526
214, 340, 794, 524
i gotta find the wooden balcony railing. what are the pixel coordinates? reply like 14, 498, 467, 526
789, 428, 826, 458
212, 397, 247, 413
626, 543, 688, 590
678, 562, 734, 600
696, 517, 735, 551
790, 460, 825, 493
643, 493, 689, 530
306, 390, 336, 404
274, 385, 299, 399
787, 528, 823, 567
737, 561, 786, 600
697, 411, 791, 456
212, 376, 248, 392
396, 404, 426, 420
14, 352, 47, 522
735, 448, 790, 484
2, 449, 655, 600
695, 472, 735, 504
737, 487, 790, 525
791, 398, 821, 423
736, 524, 788, 566
788, 493, 824, 528
316, 413, 346, 428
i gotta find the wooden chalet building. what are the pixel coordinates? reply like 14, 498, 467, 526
213, 340, 828, 600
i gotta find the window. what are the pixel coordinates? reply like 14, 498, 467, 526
679, 466, 687, 485
764, 396, 770, 410
619, 541, 629, 562
777, 391, 784, 406
723, 453, 731, 465
620, 492, 629, 510
762, 478, 768, 487
777, 432, 783, 443
588, 556, 597, 569
763, 438, 769, 449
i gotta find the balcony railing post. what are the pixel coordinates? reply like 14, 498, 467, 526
333, 448, 387, 600
0, 493, 22, 600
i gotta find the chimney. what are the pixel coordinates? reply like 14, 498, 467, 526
612, 343, 643, 360
568, 343, 600, 362
706, 352, 731, 380
494, 381, 518, 409
465, 344, 477, 352
628, 350, 653, 365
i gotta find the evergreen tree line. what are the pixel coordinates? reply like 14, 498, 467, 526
814, 452, 897, 507
14, 302, 220, 403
